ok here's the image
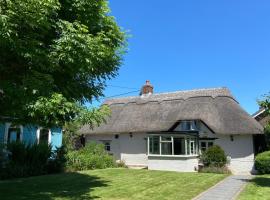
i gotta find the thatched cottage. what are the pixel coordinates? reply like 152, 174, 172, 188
80, 81, 263, 174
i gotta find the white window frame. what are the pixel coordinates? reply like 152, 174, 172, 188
36, 128, 51, 144
147, 134, 198, 157
4, 123, 23, 143
199, 140, 214, 153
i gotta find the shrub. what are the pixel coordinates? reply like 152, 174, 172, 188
117, 160, 128, 168
0, 142, 67, 179
0, 144, 9, 169
47, 145, 67, 174
66, 142, 116, 171
0, 142, 52, 179
200, 145, 227, 167
255, 151, 270, 174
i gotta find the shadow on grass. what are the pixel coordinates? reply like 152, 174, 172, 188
0, 172, 109, 200
250, 176, 270, 188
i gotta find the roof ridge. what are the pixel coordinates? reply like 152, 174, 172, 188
149, 87, 229, 96
104, 87, 234, 105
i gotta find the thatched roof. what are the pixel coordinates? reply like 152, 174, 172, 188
80, 87, 263, 135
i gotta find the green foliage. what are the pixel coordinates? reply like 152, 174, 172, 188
200, 145, 227, 167
0, 142, 67, 179
0, 143, 9, 168
1, 142, 52, 179
116, 160, 128, 168
47, 145, 67, 174
258, 93, 270, 149
0, 0, 126, 126
264, 124, 270, 150
255, 151, 270, 174
63, 105, 110, 150
258, 93, 270, 116
66, 142, 116, 171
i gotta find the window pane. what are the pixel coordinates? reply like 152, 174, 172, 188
161, 142, 172, 155
149, 136, 160, 154
104, 142, 111, 151
180, 121, 197, 131
161, 136, 171, 142
186, 138, 190, 155
200, 142, 206, 151
190, 141, 195, 154
174, 138, 185, 155
181, 121, 190, 130
40, 129, 49, 143
208, 142, 213, 147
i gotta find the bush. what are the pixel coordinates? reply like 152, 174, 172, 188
66, 142, 116, 171
0, 142, 67, 179
0, 142, 52, 179
117, 160, 127, 168
0, 144, 9, 169
47, 145, 67, 174
200, 145, 227, 167
255, 151, 270, 174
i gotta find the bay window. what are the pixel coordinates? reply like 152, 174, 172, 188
148, 135, 198, 156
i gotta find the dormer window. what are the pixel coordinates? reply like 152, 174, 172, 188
180, 121, 198, 131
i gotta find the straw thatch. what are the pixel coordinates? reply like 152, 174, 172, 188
80, 87, 263, 135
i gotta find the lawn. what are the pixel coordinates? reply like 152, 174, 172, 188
0, 168, 227, 200
238, 175, 270, 200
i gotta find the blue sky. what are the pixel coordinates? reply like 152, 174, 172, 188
96, 0, 270, 114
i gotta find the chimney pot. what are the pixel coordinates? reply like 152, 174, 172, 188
140, 80, 153, 96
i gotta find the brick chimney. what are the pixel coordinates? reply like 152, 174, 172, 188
140, 80, 153, 96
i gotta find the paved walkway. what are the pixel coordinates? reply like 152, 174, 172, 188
193, 175, 253, 200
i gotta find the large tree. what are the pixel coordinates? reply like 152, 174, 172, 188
0, 0, 126, 126
259, 94, 270, 149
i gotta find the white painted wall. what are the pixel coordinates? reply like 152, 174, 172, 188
215, 134, 255, 174
148, 156, 198, 172
86, 133, 148, 166
87, 132, 255, 174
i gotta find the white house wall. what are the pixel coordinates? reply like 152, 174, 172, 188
86, 133, 148, 166
148, 156, 198, 172
215, 134, 255, 174
87, 133, 255, 174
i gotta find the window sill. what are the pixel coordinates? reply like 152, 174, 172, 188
148, 154, 198, 158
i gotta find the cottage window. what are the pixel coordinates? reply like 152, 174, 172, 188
173, 138, 185, 155
200, 141, 214, 152
148, 135, 198, 156
180, 121, 198, 131
7, 127, 21, 143
100, 141, 111, 152
37, 128, 51, 144
149, 136, 160, 154
40, 129, 49, 143
104, 142, 111, 151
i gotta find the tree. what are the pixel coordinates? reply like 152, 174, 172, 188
258, 93, 270, 149
0, 0, 126, 126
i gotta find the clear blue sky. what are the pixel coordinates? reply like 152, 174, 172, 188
97, 0, 270, 114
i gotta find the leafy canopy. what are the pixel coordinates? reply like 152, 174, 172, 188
0, 0, 126, 126
259, 93, 270, 149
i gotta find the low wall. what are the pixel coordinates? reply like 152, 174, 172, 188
148, 156, 199, 172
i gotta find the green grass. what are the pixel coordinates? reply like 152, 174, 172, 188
0, 168, 227, 200
238, 175, 270, 200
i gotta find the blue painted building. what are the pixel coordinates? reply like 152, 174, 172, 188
0, 123, 62, 150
